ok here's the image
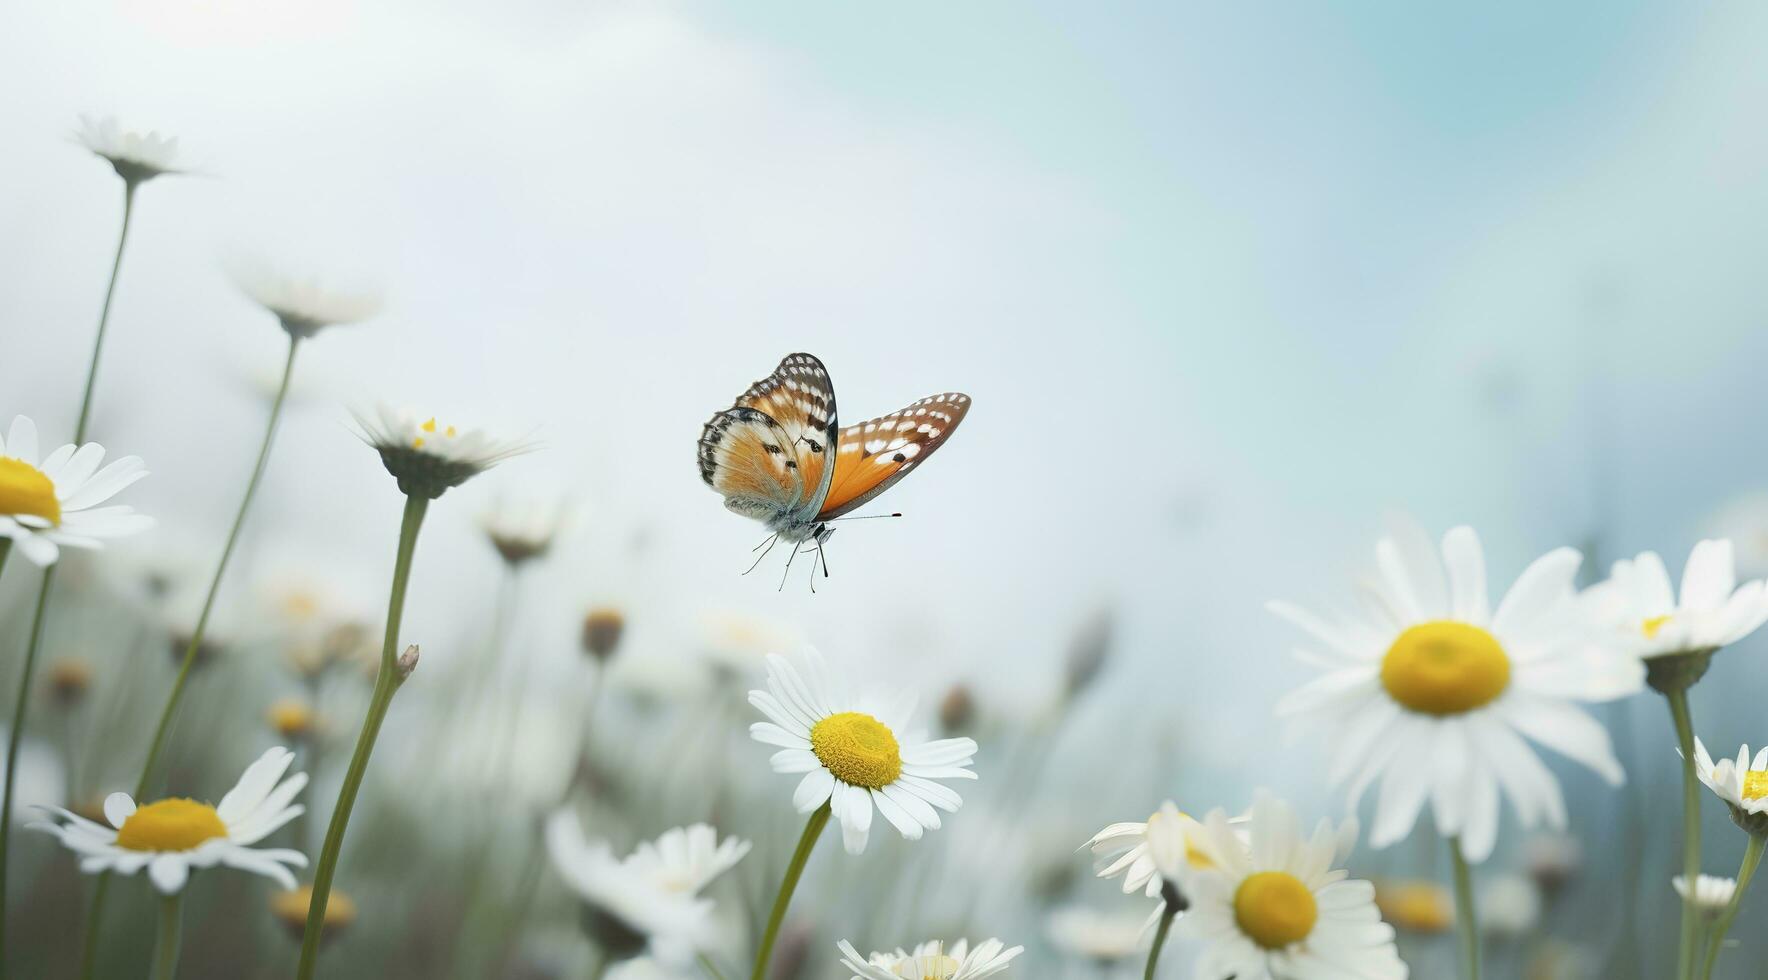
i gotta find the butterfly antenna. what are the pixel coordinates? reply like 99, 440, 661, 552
743, 533, 779, 576
822, 513, 904, 523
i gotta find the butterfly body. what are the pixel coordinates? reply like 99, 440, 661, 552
698, 353, 970, 566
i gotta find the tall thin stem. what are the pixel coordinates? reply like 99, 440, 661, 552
750, 802, 830, 980
1450, 837, 1480, 980
148, 894, 182, 980
297, 494, 429, 979
1142, 904, 1177, 980
75, 180, 137, 444
1698, 833, 1765, 980
0, 569, 56, 969
1668, 687, 1702, 980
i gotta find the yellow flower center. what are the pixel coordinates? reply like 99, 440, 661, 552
892, 955, 960, 980
412, 417, 458, 450
1744, 771, 1768, 801
1642, 614, 1673, 639
1148, 809, 1214, 869
114, 798, 228, 852
809, 711, 902, 789
1380, 621, 1510, 716
1234, 871, 1319, 949
0, 457, 60, 526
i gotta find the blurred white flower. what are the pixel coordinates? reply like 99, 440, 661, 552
0, 415, 152, 566
74, 114, 182, 183
1182, 795, 1406, 980
1691, 738, 1768, 831
836, 937, 1022, 980
1706, 492, 1768, 580
605, 958, 696, 980
1477, 873, 1541, 937
1044, 906, 1147, 962
1582, 540, 1768, 660
749, 648, 977, 855
0, 728, 64, 824
1373, 880, 1454, 934
544, 812, 719, 965
1086, 800, 1228, 901
352, 403, 532, 499
699, 608, 800, 679
625, 823, 751, 896
231, 261, 383, 339
1672, 874, 1737, 915
1271, 523, 1642, 862
1522, 831, 1583, 890
481, 497, 567, 566
31, 747, 307, 894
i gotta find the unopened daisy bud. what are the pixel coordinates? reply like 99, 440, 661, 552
1523, 832, 1582, 893
581, 608, 625, 662
168, 629, 223, 670
46, 659, 94, 707
1374, 879, 1455, 933
271, 885, 356, 943
232, 262, 383, 340
352, 403, 530, 499
938, 684, 975, 734
74, 114, 184, 185
1672, 874, 1737, 917
482, 499, 564, 567
395, 644, 420, 681
268, 699, 316, 740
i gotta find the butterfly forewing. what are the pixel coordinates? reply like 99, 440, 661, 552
817, 393, 971, 520
699, 354, 840, 526
733, 353, 840, 508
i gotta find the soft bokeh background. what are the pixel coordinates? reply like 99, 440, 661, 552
5, 1, 1768, 977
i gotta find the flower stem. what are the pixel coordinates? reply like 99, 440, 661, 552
75, 179, 137, 444
1667, 686, 1702, 980
0, 569, 57, 971
1698, 833, 1765, 980
296, 493, 429, 979
1143, 903, 1177, 980
750, 802, 831, 980
0, 539, 11, 578
1449, 836, 1480, 980
700, 953, 729, 980
148, 894, 182, 980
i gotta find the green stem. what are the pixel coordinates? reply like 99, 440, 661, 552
148, 894, 182, 980
75, 180, 137, 444
1142, 904, 1177, 980
0, 569, 56, 971
749, 802, 830, 980
1668, 686, 1702, 980
0, 539, 11, 579
1698, 834, 1765, 980
699, 953, 729, 980
296, 494, 429, 979
1450, 837, 1480, 980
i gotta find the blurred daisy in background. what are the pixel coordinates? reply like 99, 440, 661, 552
0, 415, 152, 567
1582, 540, 1768, 663
74, 114, 183, 184
0, 729, 66, 824
699, 608, 800, 680
1086, 799, 1225, 901
1672, 874, 1737, 918
1272, 524, 1641, 861
836, 937, 1023, 980
481, 496, 567, 567
353, 404, 532, 499
1476, 873, 1541, 938
749, 648, 978, 854
230, 260, 384, 339
1706, 492, 1768, 580
1044, 905, 1148, 964
271, 884, 356, 943
31, 746, 307, 893
1182, 795, 1405, 980
1373, 880, 1453, 934
623, 823, 751, 896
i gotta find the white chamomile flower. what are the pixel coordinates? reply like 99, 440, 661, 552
748, 648, 978, 855
74, 114, 183, 184
1183, 795, 1406, 980
1691, 738, 1768, 834
231, 261, 384, 339
1272, 524, 1642, 862
1045, 906, 1148, 962
1673, 874, 1738, 916
30, 746, 307, 894
837, 938, 1023, 980
545, 812, 743, 964
352, 403, 531, 499
1583, 540, 1768, 664
481, 496, 567, 567
0, 415, 152, 566
1086, 800, 1230, 900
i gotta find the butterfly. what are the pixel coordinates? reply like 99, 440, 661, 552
698, 353, 971, 582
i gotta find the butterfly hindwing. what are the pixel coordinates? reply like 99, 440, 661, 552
817, 392, 971, 520
698, 407, 810, 520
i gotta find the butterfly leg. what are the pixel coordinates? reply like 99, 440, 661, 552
778, 540, 803, 591
743, 533, 779, 575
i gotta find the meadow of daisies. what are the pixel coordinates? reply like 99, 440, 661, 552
3, 117, 1768, 980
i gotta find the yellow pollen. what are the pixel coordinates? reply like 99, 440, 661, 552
412, 437, 425, 449
1234, 871, 1319, 949
0, 457, 60, 526
1744, 771, 1768, 801
114, 798, 228, 852
809, 711, 902, 789
1642, 615, 1673, 639
1380, 621, 1510, 716
421, 418, 437, 433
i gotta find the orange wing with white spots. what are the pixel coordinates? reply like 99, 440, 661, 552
816, 393, 971, 520
699, 354, 839, 525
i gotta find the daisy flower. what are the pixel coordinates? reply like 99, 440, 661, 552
1673, 874, 1738, 917
837, 938, 1023, 980
1045, 906, 1148, 963
352, 403, 531, 499
270, 884, 356, 942
31, 746, 307, 894
232, 261, 383, 339
1182, 795, 1406, 980
1373, 880, 1454, 934
481, 497, 566, 566
546, 812, 745, 964
1271, 524, 1642, 861
1086, 800, 1227, 900
1691, 738, 1768, 835
748, 648, 978, 854
0, 415, 152, 566
74, 114, 182, 184
1582, 540, 1768, 677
